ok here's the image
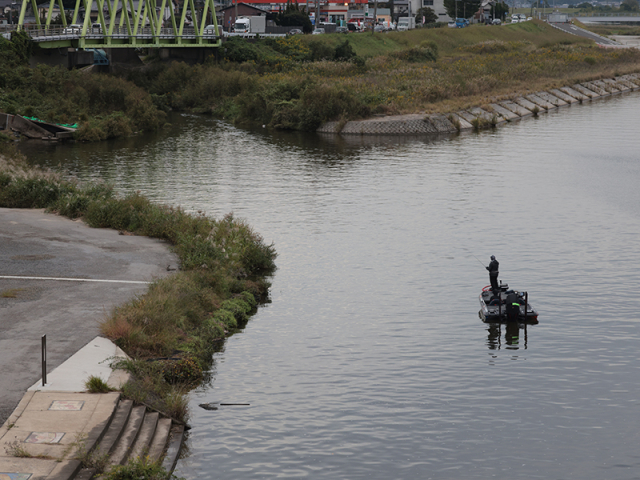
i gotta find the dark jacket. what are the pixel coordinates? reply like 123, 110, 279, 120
487, 259, 499, 277
506, 292, 519, 307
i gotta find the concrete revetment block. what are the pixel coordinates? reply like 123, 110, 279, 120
514, 97, 542, 113
499, 101, 532, 117
536, 91, 568, 107
525, 94, 555, 111
572, 84, 600, 98
550, 88, 578, 104
489, 104, 520, 121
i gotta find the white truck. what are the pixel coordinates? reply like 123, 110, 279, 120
234, 16, 266, 34
397, 17, 416, 31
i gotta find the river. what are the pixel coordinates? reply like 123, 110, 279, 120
21, 93, 640, 479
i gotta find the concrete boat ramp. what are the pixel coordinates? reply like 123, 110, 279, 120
0, 337, 184, 480
317, 73, 640, 136
0, 208, 183, 479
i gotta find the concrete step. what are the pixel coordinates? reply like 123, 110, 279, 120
70, 405, 180, 480
94, 399, 133, 459
108, 405, 146, 466
148, 418, 173, 462
128, 412, 159, 460
161, 424, 185, 475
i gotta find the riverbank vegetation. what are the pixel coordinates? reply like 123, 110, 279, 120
2, 20, 640, 137
0, 31, 166, 141
128, 20, 640, 130
0, 149, 277, 421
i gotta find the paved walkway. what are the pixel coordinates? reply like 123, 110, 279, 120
0, 208, 178, 425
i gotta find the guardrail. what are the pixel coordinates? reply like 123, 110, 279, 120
568, 12, 640, 17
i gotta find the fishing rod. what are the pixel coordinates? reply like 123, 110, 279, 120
472, 254, 487, 268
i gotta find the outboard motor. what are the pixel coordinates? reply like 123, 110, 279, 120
505, 292, 520, 322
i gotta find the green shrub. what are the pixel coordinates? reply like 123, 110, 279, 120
420, 40, 439, 56
395, 46, 438, 63
160, 357, 203, 385
224, 37, 263, 63
220, 298, 251, 323
308, 40, 335, 61
334, 39, 356, 61
212, 309, 237, 329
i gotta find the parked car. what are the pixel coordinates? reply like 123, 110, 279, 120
63, 24, 82, 34
204, 24, 221, 35
312, 28, 325, 34
288, 28, 303, 34
448, 21, 457, 28
491, 18, 501, 25
373, 24, 386, 32
335, 26, 349, 33
455, 18, 469, 28
519, 14, 527, 21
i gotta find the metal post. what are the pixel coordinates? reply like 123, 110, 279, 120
41, 334, 47, 386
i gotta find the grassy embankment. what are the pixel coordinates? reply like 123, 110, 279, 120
0, 142, 277, 423
128, 20, 640, 131
2, 20, 640, 136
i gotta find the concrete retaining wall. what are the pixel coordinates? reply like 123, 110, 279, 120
318, 74, 640, 136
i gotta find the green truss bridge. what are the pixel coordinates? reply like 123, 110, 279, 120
10, 0, 221, 49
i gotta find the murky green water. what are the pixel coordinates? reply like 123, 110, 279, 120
22, 94, 640, 479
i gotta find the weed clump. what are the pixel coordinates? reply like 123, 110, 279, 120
85, 375, 116, 393
103, 456, 167, 480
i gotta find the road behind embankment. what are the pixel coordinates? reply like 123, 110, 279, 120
0, 208, 178, 424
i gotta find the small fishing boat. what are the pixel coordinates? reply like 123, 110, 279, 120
478, 283, 539, 324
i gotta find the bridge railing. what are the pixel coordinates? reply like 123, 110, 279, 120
4, 24, 221, 42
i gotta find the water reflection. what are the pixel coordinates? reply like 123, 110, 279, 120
486, 322, 529, 350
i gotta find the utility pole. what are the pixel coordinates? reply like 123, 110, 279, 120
372, 0, 378, 33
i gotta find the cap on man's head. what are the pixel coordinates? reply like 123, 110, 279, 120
490, 255, 495, 260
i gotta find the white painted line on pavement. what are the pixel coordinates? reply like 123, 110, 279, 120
0, 275, 151, 284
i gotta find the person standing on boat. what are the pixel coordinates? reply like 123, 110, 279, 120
487, 255, 499, 293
